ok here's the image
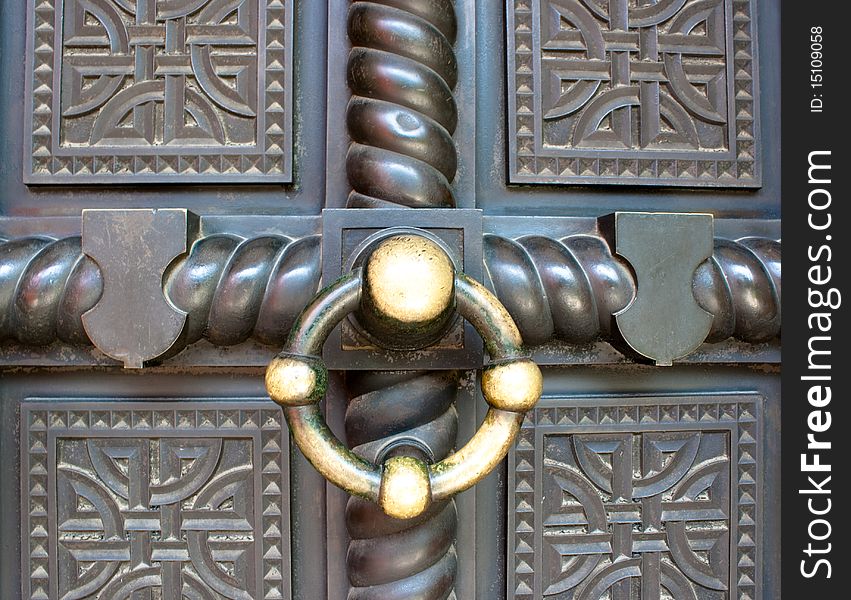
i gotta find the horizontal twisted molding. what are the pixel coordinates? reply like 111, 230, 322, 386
344, 371, 459, 600
346, 0, 458, 208
0, 236, 101, 346
163, 233, 322, 352
483, 234, 781, 347
0, 234, 321, 354
2, 232, 779, 354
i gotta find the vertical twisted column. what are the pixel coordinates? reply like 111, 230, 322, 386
346, 0, 458, 208
342, 1, 461, 595
344, 371, 459, 600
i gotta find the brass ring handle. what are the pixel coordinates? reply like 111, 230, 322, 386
265, 235, 543, 519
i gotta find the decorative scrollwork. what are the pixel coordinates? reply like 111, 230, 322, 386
346, 0, 459, 208
0, 236, 101, 345
344, 371, 459, 600
484, 233, 781, 346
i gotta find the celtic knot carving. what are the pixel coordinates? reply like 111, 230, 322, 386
61, 0, 259, 147
543, 432, 730, 598
541, 0, 727, 149
25, 0, 293, 182
22, 402, 291, 600
508, 0, 760, 186
509, 395, 762, 599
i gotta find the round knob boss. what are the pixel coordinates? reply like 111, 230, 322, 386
358, 234, 456, 349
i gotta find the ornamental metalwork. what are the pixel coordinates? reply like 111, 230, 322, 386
21, 401, 290, 600
507, 0, 760, 186
508, 394, 762, 599
24, 0, 293, 182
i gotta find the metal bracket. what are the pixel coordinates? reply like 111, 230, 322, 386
613, 212, 715, 366
81, 208, 199, 368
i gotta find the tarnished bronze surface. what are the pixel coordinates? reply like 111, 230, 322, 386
341, 370, 461, 598
23, 0, 294, 183
506, 0, 761, 187
80, 209, 195, 368
345, 0, 459, 208
1, 0, 783, 597
614, 212, 715, 365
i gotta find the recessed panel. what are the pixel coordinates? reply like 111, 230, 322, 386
21, 400, 291, 599
24, 0, 293, 183
507, 0, 760, 187
508, 393, 763, 599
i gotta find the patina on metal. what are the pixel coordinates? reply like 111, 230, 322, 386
614, 212, 715, 366
0, 218, 780, 365
81, 208, 198, 368
265, 232, 543, 519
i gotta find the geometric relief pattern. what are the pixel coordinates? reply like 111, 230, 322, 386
24, 0, 292, 182
22, 402, 290, 599
507, 0, 760, 186
508, 395, 762, 599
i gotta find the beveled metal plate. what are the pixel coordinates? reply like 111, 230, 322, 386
20, 400, 291, 599
23, 0, 293, 183
508, 392, 763, 599
506, 0, 761, 187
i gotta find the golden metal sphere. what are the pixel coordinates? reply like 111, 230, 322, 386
481, 359, 543, 413
362, 234, 455, 326
379, 455, 432, 520
265, 354, 326, 407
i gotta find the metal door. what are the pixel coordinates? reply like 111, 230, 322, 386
0, 0, 781, 599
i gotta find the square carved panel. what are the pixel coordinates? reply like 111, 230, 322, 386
507, 0, 760, 187
24, 0, 293, 183
508, 394, 762, 599
21, 401, 290, 599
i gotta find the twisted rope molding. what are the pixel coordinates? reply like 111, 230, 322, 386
342, 1, 462, 597
0, 236, 101, 346
484, 234, 781, 347
164, 233, 322, 352
346, 0, 458, 208
0, 234, 322, 352
344, 371, 459, 600
0, 232, 780, 352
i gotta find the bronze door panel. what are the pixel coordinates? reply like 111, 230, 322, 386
1, 0, 781, 598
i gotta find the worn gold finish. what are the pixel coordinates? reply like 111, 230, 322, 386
265, 232, 543, 518
358, 234, 456, 349
379, 456, 432, 519
285, 404, 381, 501
481, 359, 544, 413
429, 408, 525, 499
364, 234, 454, 323
265, 354, 326, 406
